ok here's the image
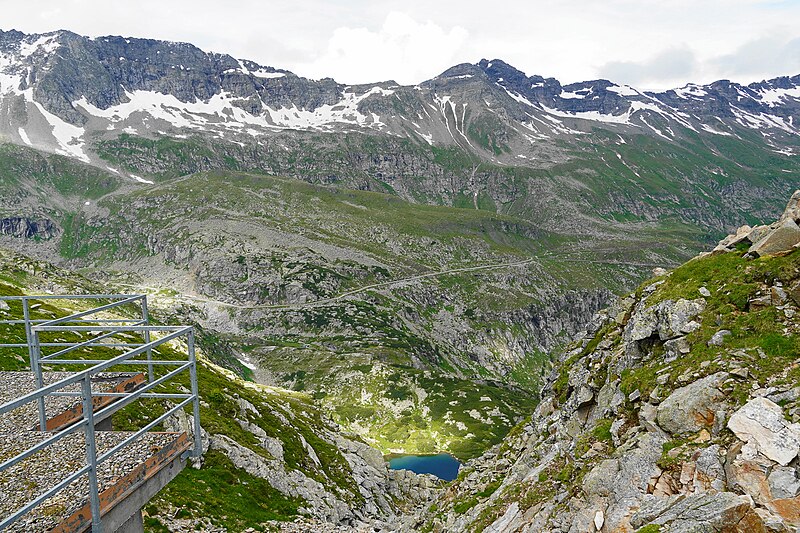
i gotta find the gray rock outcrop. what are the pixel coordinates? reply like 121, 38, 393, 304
727, 398, 800, 466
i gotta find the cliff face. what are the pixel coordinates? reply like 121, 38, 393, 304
417, 192, 800, 532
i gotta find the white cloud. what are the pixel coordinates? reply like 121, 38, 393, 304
294, 12, 469, 84
600, 48, 699, 89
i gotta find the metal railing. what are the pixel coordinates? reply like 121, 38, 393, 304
0, 294, 202, 532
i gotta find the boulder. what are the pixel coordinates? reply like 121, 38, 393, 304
631, 492, 764, 532
693, 444, 726, 492
748, 218, 800, 257
657, 372, 729, 435
780, 189, 800, 224
707, 329, 732, 346
727, 398, 800, 466
754, 508, 791, 532
657, 299, 707, 340
713, 224, 772, 253
625, 298, 705, 343
728, 450, 774, 505
769, 467, 800, 500
664, 336, 690, 362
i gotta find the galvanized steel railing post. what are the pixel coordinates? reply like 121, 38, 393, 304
140, 297, 154, 382
31, 329, 47, 431
21, 297, 34, 369
188, 330, 202, 457
81, 375, 103, 533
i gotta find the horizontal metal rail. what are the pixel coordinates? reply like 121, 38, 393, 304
35, 325, 189, 332
0, 293, 202, 532
0, 318, 148, 324
0, 343, 151, 348
40, 323, 147, 361
36, 295, 145, 327
51, 392, 192, 399
42, 359, 185, 366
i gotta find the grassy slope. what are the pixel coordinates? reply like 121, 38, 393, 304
619, 245, 800, 403
92, 128, 800, 236
0, 142, 123, 209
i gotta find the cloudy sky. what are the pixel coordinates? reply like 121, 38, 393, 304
4, 0, 800, 89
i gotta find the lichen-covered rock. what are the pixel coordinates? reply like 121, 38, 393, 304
631, 492, 765, 532
625, 297, 706, 344
656, 372, 729, 435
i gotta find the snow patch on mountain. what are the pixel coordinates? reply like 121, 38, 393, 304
560, 89, 590, 99
700, 124, 732, 136
758, 86, 800, 106
72, 85, 394, 133
541, 104, 633, 125
607, 85, 639, 97
17, 128, 31, 145
673, 84, 708, 99
31, 99, 90, 162
18, 34, 61, 58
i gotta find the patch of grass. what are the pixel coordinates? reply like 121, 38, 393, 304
478, 480, 501, 498
591, 419, 614, 443
452, 497, 479, 514
636, 524, 662, 533
152, 450, 301, 529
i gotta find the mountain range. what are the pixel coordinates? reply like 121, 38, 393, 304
0, 28, 798, 237
1, 29, 799, 158
0, 28, 799, 531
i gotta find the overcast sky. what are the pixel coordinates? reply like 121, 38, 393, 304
4, 0, 800, 89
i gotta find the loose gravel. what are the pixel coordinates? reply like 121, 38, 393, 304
0, 371, 140, 433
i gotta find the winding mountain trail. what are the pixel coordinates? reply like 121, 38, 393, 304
121, 257, 541, 311
118, 252, 668, 312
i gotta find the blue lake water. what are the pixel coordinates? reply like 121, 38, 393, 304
388, 453, 461, 481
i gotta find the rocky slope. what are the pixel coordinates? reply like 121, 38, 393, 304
416, 191, 800, 532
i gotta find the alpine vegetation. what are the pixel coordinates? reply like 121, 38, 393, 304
0, 22, 798, 533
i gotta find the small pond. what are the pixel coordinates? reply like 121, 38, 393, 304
388, 453, 461, 481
